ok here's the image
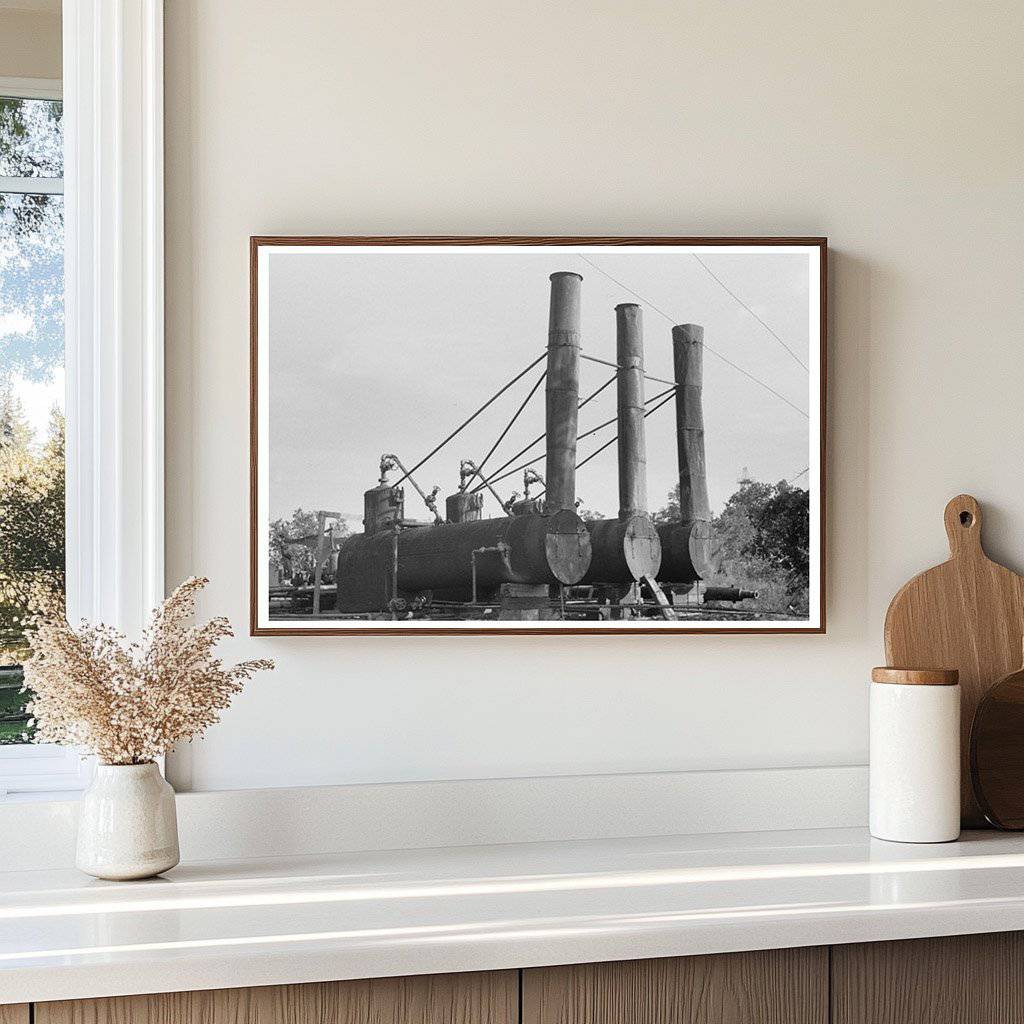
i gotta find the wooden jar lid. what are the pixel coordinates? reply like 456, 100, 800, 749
871, 667, 960, 686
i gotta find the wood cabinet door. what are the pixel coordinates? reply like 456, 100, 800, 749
35, 971, 517, 1024
523, 948, 828, 1024
0, 1007, 29, 1024
833, 932, 1024, 1024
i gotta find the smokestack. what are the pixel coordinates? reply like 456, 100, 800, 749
544, 272, 582, 512
650, 322, 714, 584
672, 324, 711, 526
580, 303, 661, 587
615, 303, 647, 519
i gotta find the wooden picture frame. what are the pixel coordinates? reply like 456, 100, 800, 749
251, 236, 826, 635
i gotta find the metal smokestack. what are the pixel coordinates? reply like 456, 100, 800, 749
651, 322, 712, 584
580, 302, 661, 587
655, 323, 713, 584
544, 272, 582, 513
673, 323, 711, 527
615, 303, 647, 519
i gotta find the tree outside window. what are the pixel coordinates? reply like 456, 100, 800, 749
0, 93, 65, 744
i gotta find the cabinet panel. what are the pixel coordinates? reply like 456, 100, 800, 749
0, 1007, 29, 1024
36, 970, 517, 1024
523, 948, 828, 1024
833, 932, 1024, 1024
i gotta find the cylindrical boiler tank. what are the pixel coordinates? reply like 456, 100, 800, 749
657, 519, 715, 583
582, 515, 661, 584
396, 510, 592, 592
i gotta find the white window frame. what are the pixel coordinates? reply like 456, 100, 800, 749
0, 77, 64, 190
0, 1, 164, 800
0, 77, 61, 101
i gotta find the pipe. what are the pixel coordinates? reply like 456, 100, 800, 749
702, 586, 758, 602
615, 303, 647, 519
312, 511, 328, 614
544, 272, 582, 512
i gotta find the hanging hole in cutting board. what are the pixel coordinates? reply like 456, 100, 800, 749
960, 511, 974, 527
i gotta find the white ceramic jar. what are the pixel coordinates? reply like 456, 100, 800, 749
76, 762, 180, 880
870, 667, 960, 843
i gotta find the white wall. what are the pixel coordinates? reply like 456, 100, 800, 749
0, 3, 61, 80
164, 0, 1024, 792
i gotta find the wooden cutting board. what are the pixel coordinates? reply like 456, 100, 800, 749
884, 494, 1024, 827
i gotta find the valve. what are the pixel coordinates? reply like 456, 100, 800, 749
459, 459, 478, 491
424, 485, 442, 524
379, 453, 399, 485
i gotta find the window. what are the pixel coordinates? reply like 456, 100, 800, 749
0, 77, 85, 799
0, 5, 166, 800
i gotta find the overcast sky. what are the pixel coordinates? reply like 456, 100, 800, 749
267, 248, 812, 530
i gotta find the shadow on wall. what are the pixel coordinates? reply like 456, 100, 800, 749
827, 249, 872, 643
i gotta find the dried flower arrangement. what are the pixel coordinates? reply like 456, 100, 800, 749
23, 577, 273, 765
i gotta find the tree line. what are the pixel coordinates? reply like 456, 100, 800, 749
653, 475, 811, 614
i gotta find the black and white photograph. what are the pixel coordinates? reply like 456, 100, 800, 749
251, 238, 825, 634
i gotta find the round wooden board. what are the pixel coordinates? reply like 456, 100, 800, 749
971, 665, 1024, 829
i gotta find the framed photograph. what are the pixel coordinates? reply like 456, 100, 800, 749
251, 237, 826, 635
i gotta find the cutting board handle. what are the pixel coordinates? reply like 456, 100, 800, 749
944, 493, 983, 559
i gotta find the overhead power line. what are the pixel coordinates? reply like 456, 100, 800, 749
578, 255, 809, 419
691, 254, 809, 371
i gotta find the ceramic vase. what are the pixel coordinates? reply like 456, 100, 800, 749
76, 762, 180, 880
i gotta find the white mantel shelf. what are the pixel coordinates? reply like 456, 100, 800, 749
4, 826, 1024, 1004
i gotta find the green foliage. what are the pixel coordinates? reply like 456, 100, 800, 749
0, 392, 65, 742
0, 392, 65, 655
269, 509, 350, 582
269, 508, 321, 578
0, 665, 30, 744
1, 96, 66, 740
744, 481, 810, 588
0, 97, 63, 177
654, 476, 810, 614
711, 477, 810, 613
651, 485, 680, 525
